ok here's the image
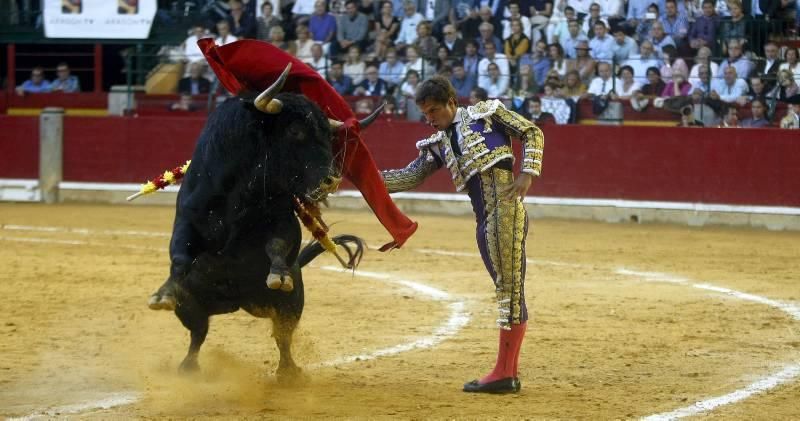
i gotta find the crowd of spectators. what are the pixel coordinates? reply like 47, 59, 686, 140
15, 0, 800, 126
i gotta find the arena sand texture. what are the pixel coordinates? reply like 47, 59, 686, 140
1, 203, 799, 419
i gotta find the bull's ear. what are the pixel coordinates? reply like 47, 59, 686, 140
358, 102, 386, 129
254, 63, 292, 114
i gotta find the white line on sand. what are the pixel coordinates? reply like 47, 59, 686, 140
6, 392, 141, 421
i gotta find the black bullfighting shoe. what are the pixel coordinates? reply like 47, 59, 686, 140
462, 377, 521, 394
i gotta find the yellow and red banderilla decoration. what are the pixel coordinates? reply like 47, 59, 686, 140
127, 161, 351, 268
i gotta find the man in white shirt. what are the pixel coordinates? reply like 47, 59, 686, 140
479, 62, 509, 98
585, 61, 621, 97
717, 40, 754, 81
501, 1, 532, 39
624, 40, 662, 84
648, 21, 675, 56
589, 20, 615, 63
477, 41, 510, 89
304, 43, 329, 78
396, 0, 424, 48
598, 0, 623, 19
215, 21, 239, 46
710, 66, 749, 103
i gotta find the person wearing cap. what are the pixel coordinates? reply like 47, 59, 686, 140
610, 25, 638, 62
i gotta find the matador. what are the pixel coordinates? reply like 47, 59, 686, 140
381, 76, 544, 394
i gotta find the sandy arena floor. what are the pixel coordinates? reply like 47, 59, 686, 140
0, 203, 799, 419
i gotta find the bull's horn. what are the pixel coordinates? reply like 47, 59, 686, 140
328, 118, 344, 130
358, 102, 386, 129
254, 63, 292, 114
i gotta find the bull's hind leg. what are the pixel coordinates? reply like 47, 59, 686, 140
175, 300, 209, 373
272, 312, 306, 384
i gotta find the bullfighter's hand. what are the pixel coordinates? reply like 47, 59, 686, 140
502, 173, 534, 201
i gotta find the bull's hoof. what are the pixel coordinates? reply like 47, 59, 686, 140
178, 359, 200, 374
276, 365, 308, 386
267, 273, 294, 292
266, 273, 283, 290
148, 293, 176, 311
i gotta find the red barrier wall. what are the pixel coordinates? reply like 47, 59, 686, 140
1, 115, 798, 207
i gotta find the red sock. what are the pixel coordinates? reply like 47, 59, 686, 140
479, 322, 527, 384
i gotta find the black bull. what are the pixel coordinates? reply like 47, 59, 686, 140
148, 76, 375, 380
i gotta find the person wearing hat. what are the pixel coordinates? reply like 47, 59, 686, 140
573, 40, 597, 85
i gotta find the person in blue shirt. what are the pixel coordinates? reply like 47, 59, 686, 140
49, 63, 81, 93
451, 62, 477, 98
15, 67, 51, 96
327, 61, 354, 95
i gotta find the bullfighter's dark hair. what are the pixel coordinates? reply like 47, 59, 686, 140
415, 75, 456, 105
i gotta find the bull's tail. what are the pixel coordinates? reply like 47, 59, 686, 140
297, 235, 366, 269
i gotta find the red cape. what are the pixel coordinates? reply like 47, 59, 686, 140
199, 38, 417, 250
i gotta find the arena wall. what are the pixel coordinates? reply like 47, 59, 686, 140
1, 115, 798, 229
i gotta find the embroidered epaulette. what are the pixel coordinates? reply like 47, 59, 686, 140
465, 99, 505, 121
415, 131, 444, 150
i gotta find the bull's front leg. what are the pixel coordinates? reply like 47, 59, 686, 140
265, 213, 301, 292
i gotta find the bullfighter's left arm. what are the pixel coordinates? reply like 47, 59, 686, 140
491, 107, 545, 177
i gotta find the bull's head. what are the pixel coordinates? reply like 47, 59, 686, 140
251, 63, 383, 202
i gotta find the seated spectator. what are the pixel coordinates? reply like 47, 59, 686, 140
690, 64, 713, 93
441, 24, 466, 58
639, 66, 666, 97
477, 42, 510, 89
740, 98, 771, 127
469, 86, 489, 105
293, 24, 315, 60
215, 20, 239, 46
327, 61, 354, 94
169, 93, 200, 112
510, 63, 538, 100
462, 6, 501, 43
520, 40, 552, 87
688, 47, 719, 86
332, 0, 369, 57
648, 21, 676, 56
400, 69, 421, 97
589, 20, 615, 63
382, 95, 401, 115
718, 0, 748, 50
480, 62, 510, 98
710, 66, 749, 103
433, 46, 454, 73
562, 68, 587, 101
779, 99, 800, 129
541, 82, 572, 124
180, 23, 213, 70
624, 40, 662, 84
718, 104, 740, 127
366, 30, 393, 62
610, 65, 641, 99
660, 0, 688, 43
717, 39, 754, 80
178, 62, 211, 95
395, 0, 424, 50
376, 1, 400, 43
504, 18, 531, 70
15, 67, 50, 95
584, 61, 621, 98
547, 6, 577, 45
635, 5, 660, 43
256, 2, 282, 41
292, 0, 317, 25
659, 45, 688, 82
414, 21, 439, 61
778, 47, 800, 86
477, 22, 503, 56
268, 26, 295, 54
309, 0, 337, 49
49, 62, 80, 93
776, 69, 800, 100
742, 76, 775, 104
582, 3, 607, 38
344, 45, 367, 84
451, 63, 477, 98
757, 42, 782, 90
226, 0, 257, 38
560, 19, 589, 59
610, 25, 639, 62
523, 96, 557, 124
573, 40, 596, 85
405, 45, 432, 77
677, 105, 705, 127
549, 43, 573, 78
354, 65, 389, 96
502, 1, 532, 39
688, 0, 719, 52
354, 97, 375, 113
661, 69, 692, 97
462, 40, 481, 78
379, 48, 407, 87
305, 43, 329, 78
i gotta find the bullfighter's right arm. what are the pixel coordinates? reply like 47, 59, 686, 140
381, 147, 442, 193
